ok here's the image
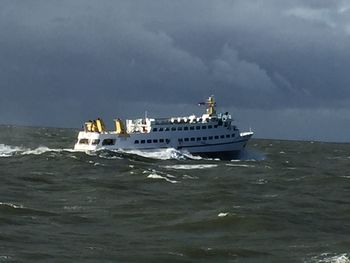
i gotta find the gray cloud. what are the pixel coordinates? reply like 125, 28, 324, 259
1, 0, 350, 140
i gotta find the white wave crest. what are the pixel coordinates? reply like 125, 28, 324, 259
0, 144, 77, 157
218, 212, 228, 217
309, 253, 350, 263
226, 163, 255, 168
22, 146, 58, 155
0, 144, 27, 157
163, 164, 218, 170
147, 173, 178, 184
0, 202, 23, 209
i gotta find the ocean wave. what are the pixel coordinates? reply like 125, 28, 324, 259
0, 144, 26, 157
163, 164, 218, 170
118, 148, 202, 161
0, 144, 78, 157
218, 212, 229, 217
147, 173, 178, 184
239, 148, 266, 161
226, 163, 255, 168
0, 202, 23, 209
308, 253, 350, 263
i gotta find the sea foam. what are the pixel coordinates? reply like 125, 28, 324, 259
147, 173, 178, 184
121, 148, 202, 160
0, 144, 26, 157
163, 164, 218, 170
0, 144, 77, 157
309, 253, 350, 263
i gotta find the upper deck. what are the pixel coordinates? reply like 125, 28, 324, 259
125, 112, 232, 134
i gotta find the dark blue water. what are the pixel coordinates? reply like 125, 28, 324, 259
0, 125, 349, 262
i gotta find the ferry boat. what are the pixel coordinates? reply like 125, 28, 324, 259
74, 96, 253, 158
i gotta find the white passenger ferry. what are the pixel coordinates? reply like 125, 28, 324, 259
74, 96, 253, 158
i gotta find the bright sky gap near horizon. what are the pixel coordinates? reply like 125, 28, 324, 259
1, 0, 350, 142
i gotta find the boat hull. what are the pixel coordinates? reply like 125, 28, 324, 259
74, 131, 253, 158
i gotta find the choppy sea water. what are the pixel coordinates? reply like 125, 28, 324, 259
0, 125, 349, 263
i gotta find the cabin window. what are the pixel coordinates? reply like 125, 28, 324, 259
214, 135, 219, 139
190, 127, 194, 130
232, 134, 235, 138
206, 118, 209, 122
190, 137, 195, 141
226, 134, 230, 138
159, 139, 164, 143
220, 135, 225, 139
208, 125, 212, 129
91, 139, 100, 145
171, 127, 176, 131
202, 126, 207, 129
166, 139, 170, 144
134, 140, 139, 144
178, 138, 183, 143
203, 137, 207, 140
178, 127, 183, 131
153, 139, 158, 143
79, 138, 89, 145
102, 139, 115, 146
184, 127, 188, 131
196, 126, 200, 130
218, 120, 223, 126
196, 137, 201, 141
153, 128, 158, 132
184, 138, 189, 142
214, 125, 218, 128
209, 136, 213, 140
141, 140, 145, 144
165, 127, 170, 131
159, 128, 164, 131
147, 139, 152, 143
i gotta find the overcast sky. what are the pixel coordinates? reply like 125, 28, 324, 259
1, 0, 350, 142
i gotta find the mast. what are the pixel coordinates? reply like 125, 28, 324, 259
198, 95, 217, 116
206, 96, 216, 116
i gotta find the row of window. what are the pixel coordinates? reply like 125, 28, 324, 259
152, 123, 230, 132
79, 132, 237, 146
134, 133, 236, 144
178, 133, 235, 142
134, 138, 170, 144
78, 138, 115, 145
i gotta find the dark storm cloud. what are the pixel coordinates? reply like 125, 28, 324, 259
1, 0, 350, 140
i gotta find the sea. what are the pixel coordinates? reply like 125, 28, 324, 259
0, 125, 349, 263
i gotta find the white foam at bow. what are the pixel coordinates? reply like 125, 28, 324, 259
122, 148, 202, 160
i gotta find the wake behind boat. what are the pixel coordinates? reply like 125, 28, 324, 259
74, 96, 253, 158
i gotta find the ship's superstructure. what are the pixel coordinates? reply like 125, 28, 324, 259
74, 96, 253, 157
